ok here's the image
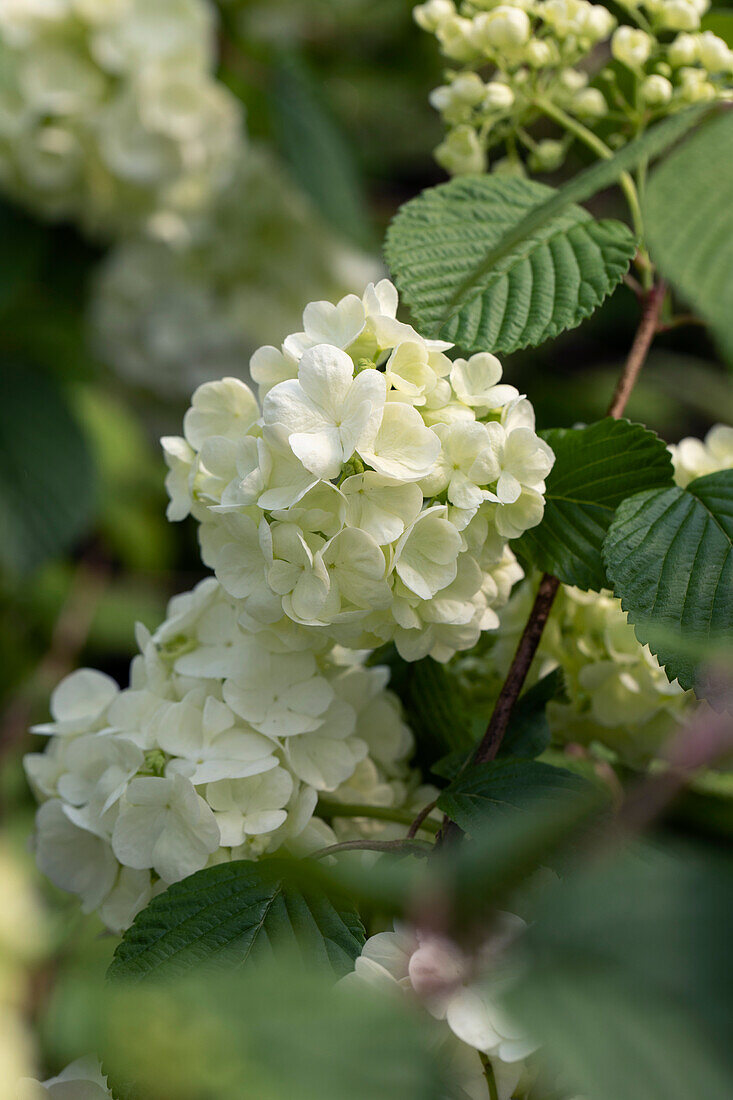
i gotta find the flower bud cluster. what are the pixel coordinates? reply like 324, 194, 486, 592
342, 917, 538, 1100
454, 425, 733, 764
163, 279, 550, 663
413, 0, 732, 177
24, 576, 426, 932
89, 149, 380, 398
0, 0, 241, 238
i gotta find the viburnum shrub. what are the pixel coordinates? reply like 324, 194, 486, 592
21, 3, 733, 1097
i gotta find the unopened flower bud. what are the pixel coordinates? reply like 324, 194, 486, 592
558, 67, 588, 91
611, 26, 654, 68
641, 73, 673, 105
572, 87, 607, 117
473, 6, 531, 52
483, 80, 515, 110
651, 0, 703, 32
583, 5, 616, 40
523, 38, 554, 66
668, 32, 699, 66
452, 71, 488, 105
414, 0, 456, 32
435, 124, 487, 174
529, 139, 566, 172
698, 31, 733, 73
436, 14, 478, 61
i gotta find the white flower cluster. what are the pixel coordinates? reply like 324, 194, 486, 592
342, 917, 537, 1100
18, 1059, 112, 1100
413, 0, 732, 176
0, 0, 241, 238
164, 279, 551, 663
89, 148, 380, 397
455, 425, 733, 764
25, 576, 428, 932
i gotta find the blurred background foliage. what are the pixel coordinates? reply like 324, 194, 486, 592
0, 0, 731, 1088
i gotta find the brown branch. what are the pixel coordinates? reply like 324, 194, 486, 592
407, 798, 439, 840
439, 280, 668, 842
606, 280, 666, 419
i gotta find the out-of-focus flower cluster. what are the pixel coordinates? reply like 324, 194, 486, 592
89, 148, 379, 397
164, 278, 552, 663
455, 424, 733, 764
0, 0, 241, 238
342, 917, 538, 1100
24, 577, 430, 932
413, 0, 733, 176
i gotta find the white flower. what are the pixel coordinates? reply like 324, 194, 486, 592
183, 377, 259, 450
156, 694, 278, 784
112, 774, 220, 883
395, 507, 463, 600
31, 668, 118, 737
55, 732, 143, 813
449, 353, 518, 411
34, 800, 119, 912
284, 293, 366, 359
319, 527, 392, 614
19, 1057, 113, 1100
161, 435, 195, 520
284, 698, 368, 790
223, 651, 334, 737
670, 423, 733, 487
206, 767, 294, 845
341, 473, 423, 544
421, 421, 501, 510
263, 344, 386, 479
641, 73, 674, 104
358, 401, 441, 481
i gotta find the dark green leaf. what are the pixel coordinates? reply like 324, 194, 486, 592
108, 859, 365, 982
603, 470, 733, 692
0, 201, 45, 313
271, 54, 374, 249
507, 843, 733, 1100
437, 757, 590, 835
515, 418, 674, 590
386, 175, 635, 353
645, 111, 733, 363
0, 362, 95, 572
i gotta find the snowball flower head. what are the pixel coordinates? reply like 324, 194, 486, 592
164, 279, 549, 663
25, 577, 425, 930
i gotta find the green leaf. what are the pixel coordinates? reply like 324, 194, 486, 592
507, 843, 733, 1100
386, 175, 635, 353
271, 54, 374, 250
0, 362, 95, 573
644, 111, 733, 363
49, 965, 450, 1100
515, 418, 674, 591
0, 201, 45, 313
108, 859, 365, 982
603, 470, 733, 692
437, 757, 590, 835
385, 653, 478, 765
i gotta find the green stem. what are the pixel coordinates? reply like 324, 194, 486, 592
316, 799, 440, 835
480, 1055, 499, 1100
534, 97, 647, 245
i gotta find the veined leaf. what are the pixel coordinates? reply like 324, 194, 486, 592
437, 756, 590, 835
603, 470, 733, 692
644, 111, 733, 363
515, 418, 674, 590
108, 859, 365, 982
386, 175, 635, 353
0, 362, 95, 572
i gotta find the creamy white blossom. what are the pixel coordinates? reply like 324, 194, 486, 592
18, 1058, 112, 1100
0, 0, 242, 238
669, 422, 733, 487
26, 577, 425, 930
165, 279, 549, 663
342, 917, 536, 1100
